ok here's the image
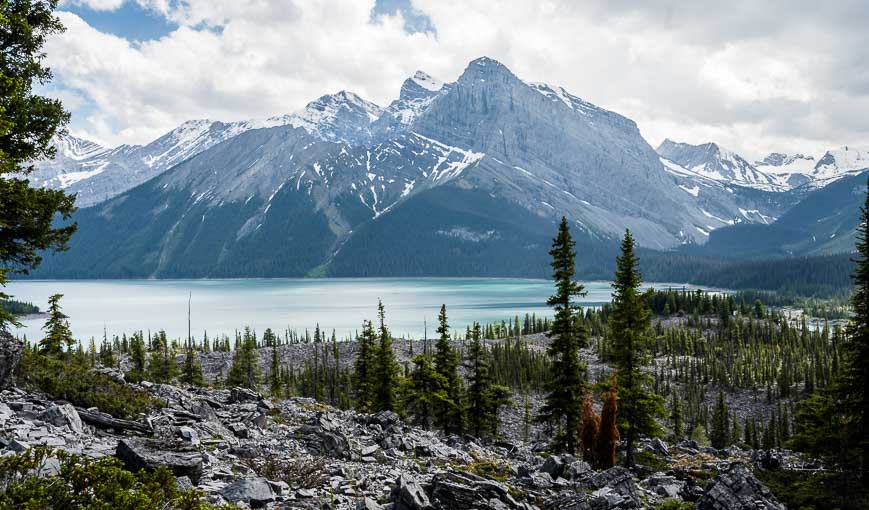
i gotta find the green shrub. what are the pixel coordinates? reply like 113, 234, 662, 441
0, 448, 229, 509
756, 469, 869, 510
657, 501, 693, 510
15, 351, 159, 418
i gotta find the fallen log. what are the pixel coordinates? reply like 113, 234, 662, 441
75, 407, 152, 433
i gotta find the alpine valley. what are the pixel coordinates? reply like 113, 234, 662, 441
29, 57, 869, 280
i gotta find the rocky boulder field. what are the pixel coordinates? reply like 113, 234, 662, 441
0, 348, 800, 509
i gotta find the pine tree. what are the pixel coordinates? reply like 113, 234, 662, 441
126, 332, 147, 383
403, 354, 445, 430
608, 230, 664, 466
39, 294, 72, 355
671, 392, 684, 440
226, 327, 260, 389
0, 0, 77, 332
180, 342, 204, 387
710, 390, 730, 449
843, 176, 869, 484
269, 340, 282, 398
147, 330, 177, 384
373, 301, 399, 412
465, 323, 510, 438
353, 320, 377, 413
433, 304, 464, 434
538, 217, 588, 454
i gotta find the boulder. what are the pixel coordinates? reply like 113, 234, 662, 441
588, 467, 641, 508
177, 426, 200, 445
695, 463, 785, 510
564, 460, 592, 480
647, 438, 670, 457
221, 477, 275, 508
116, 439, 203, 484
229, 387, 262, 404
391, 473, 431, 510
540, 455, 566, 478
40, 403, 84, 434
0, 331, 23, 389
357, 497, 384, 510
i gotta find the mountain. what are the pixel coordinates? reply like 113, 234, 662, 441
700, 170, 869, 258
28, 92, 386, 207
812, 145, 869, 183
657, 139, 783, 191
754, 152, 816, 189
33, 57, 804, 278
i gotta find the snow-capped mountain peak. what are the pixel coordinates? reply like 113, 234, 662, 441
286, 91, 384, 143
657, 139, 783, 191
814, 146, 869, 180
409, 70, 443, 92
54, 134, 109, 161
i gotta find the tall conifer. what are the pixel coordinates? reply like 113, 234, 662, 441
538, 217, 588, 454
609, 230, 664, 467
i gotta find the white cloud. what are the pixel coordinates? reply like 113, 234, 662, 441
47, 0, 869, 160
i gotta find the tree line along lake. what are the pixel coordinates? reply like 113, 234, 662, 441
7, 278, 720, 341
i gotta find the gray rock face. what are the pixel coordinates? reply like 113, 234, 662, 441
0, 331, 23, 389
391, 473, 431, 510
115, 439, 204, 484
40, 404, 83, 435
221, 477, 275, 508
695, 463, 786, 510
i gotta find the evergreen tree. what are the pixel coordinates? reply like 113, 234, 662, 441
373, 301, 399, 412
126, 332, 147, 383
180, 342, 204, 387
269, 340, 282, 397
353, 320, 377, 413
39, 293, 72, 355
0, 0, 76, 331
843, 176, 869, 484
147, 330, 177, 384
433, 304, 464, 434
608, 230, 664, 466
403, 354, 445, 429
226, 327, 260, 389
465, 323, 510, 438
671, 392, 684, 440
710, 390, 730, 449
538, 217, 588, 454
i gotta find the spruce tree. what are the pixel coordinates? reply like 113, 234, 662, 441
147, 330, 177, 384
0, 0, 77, 331
465, 323, 510, 438
353, 320, 377, 413
39, 293, 72, 355
226, 327, 260, 389
710, 390, 730, 449
269, 341, 282, 397
373, 301, 399, 412
180, 342, 204, 387
609, 230, 664, 467
126, 332, 146, 383
538, 217, 588, 454
844, 175, 869, 484
403, 354, 445, 429
433, 304, 464, 434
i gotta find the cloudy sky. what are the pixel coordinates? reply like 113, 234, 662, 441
48, 0, 869, 160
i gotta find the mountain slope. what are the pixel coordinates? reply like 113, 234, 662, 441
33, 57, 810, 279
700, 170, 869, 258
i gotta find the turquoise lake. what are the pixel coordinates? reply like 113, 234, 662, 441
7, 278, 715, 341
